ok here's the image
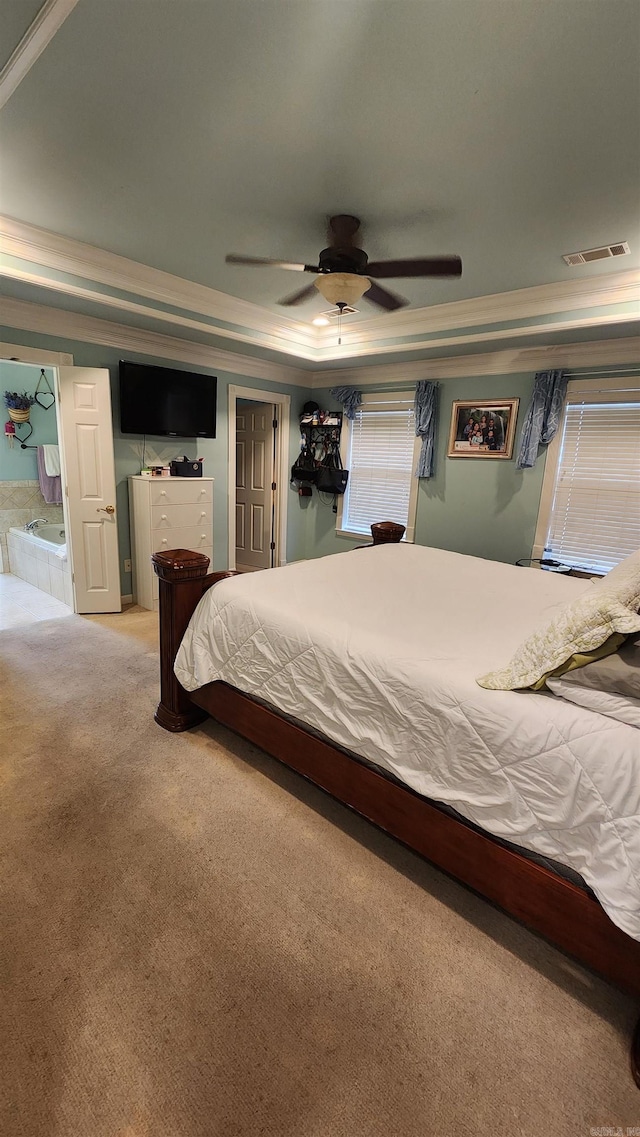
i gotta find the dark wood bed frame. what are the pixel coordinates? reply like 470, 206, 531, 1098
152, 543, 640, 1088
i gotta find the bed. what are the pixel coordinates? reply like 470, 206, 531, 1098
152, 538, 640, 1087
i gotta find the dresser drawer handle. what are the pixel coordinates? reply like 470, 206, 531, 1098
161, 514, 167, 520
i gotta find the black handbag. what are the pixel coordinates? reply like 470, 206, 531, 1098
291, 450, 318, 484
317, 466, 349, 494
316, 445, 349, 495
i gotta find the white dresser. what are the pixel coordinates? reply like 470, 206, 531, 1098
128, 476, 214, 611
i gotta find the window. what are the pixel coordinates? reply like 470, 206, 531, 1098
536, 380, 640, 574
337, 393, 421, 540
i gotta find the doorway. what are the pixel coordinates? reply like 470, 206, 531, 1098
0, 357, 71, 619
227, 386, 290, 572
1, 347, 121, 613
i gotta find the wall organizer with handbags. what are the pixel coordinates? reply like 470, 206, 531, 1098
290, 405, 348, 499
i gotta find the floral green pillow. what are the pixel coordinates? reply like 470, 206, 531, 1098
477, 550, 640, 691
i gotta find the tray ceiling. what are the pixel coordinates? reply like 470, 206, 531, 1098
0, 0, 638, 353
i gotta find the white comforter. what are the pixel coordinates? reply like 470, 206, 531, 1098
175, 544, 640, 940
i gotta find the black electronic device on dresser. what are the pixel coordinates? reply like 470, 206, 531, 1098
119, 360, 217, 438
170, 457, 203, 477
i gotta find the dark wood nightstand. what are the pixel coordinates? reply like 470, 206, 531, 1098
356, 521, 406, 548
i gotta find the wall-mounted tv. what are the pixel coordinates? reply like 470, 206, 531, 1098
119, 360, 217, 438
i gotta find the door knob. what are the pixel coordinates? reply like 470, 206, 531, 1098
97, 505, 115, 514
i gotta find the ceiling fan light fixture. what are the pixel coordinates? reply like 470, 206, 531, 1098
313, 272, 371, 307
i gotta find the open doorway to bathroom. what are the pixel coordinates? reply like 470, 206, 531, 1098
0, 358, 72, 628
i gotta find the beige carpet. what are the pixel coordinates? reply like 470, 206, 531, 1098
0, 610, 638, 1137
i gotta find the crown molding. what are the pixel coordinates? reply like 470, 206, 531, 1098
0, 296, 309, 387
3, 293, 637, 390
0, 263, 322, 361
2, 214, 638, 365
314, 267, 640, 352
312, 309, 640, 364
0, 0, 80, 110
312, 336, 640, 388
8, 259, 634, 367
0, 215, 318, 358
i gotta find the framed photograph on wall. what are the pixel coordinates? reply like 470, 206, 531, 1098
447, 399, 519, 459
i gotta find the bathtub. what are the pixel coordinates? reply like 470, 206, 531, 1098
8, 525, 73, 607
19, 524, 66, 548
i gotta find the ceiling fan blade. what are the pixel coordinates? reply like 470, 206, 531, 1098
365, 281, 408, 311
366, 255, 462, 279
278, 282, 320, 306
226, 254, 319, 273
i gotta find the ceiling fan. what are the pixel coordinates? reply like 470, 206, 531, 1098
226, 214, 462, 312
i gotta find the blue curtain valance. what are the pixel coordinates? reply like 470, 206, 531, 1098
414, 380, 439, 478
516, 370, 568, 470
329, 386, 362, 420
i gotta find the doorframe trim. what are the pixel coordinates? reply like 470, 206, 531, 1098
227, 385, 291, 571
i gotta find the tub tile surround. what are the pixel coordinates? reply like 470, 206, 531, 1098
8, 528, 73, 607
0, 481, 64, 572
8, 528, 72, 608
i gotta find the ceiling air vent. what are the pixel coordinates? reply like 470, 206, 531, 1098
322, 306, 359, 319
563, 242, 630, 266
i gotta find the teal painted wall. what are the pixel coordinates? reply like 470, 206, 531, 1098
304, 372, 547, 566
0, 361, 58, 481
5, 324, 634, 590
1, 327, 310, 594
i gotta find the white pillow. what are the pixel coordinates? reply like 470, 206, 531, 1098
546, 677, 640, 729
595, 548, 640, 597
477, 549, 640, 691
552, 635, 640, 699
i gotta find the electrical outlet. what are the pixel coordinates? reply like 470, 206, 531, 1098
124, 558, 132, 573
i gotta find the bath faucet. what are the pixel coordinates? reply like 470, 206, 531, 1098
24, 518, 49, 531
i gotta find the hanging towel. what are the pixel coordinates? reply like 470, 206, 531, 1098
43, 444, 61, 476
37, 446, 63, 505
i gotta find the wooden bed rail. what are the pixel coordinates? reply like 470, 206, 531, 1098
152, 549, 238, 732
152, 544, 640, 1087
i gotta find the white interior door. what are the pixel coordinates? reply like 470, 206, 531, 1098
57, 367, 121, 613
235, 400, 274, 571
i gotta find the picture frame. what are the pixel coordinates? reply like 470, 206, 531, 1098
447, 399, 519, 459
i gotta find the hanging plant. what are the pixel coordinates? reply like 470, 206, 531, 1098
3, 391, 36, 423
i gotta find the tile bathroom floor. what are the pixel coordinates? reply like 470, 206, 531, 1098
0, 573, 72, 630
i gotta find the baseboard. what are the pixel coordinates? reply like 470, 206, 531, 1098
121, 594, 133, 606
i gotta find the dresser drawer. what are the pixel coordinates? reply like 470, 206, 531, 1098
152, 524, 212, 553
149, 480, 212, 507
151, 503, 211, 530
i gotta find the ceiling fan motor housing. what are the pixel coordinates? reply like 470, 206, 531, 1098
318, 246, 369, 275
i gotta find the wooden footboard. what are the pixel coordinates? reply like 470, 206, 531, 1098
152, 547, 640, 1088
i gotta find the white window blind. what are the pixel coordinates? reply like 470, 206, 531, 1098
545, 399, 640, 573
341, 396, 416, 537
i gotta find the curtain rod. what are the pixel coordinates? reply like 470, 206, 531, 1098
568, 369, 640, 379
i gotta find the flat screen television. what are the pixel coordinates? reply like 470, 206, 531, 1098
119, 360, 217, 438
